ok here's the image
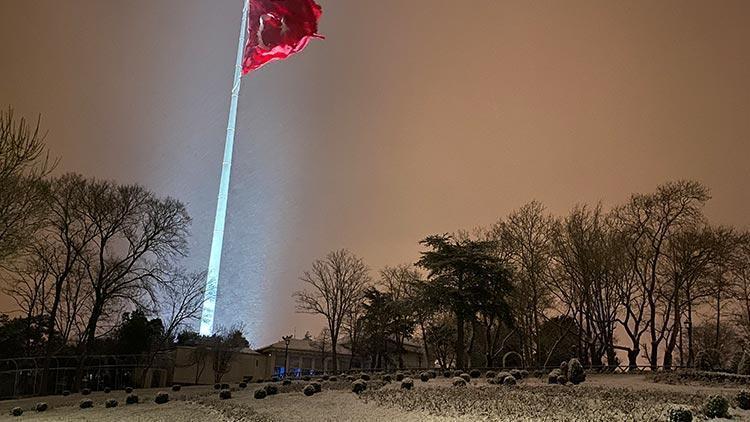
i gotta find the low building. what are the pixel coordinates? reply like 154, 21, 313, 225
257, 338, 356, 377
170, 346, 273, 385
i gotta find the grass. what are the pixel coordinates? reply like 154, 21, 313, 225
362, 383, 716, 421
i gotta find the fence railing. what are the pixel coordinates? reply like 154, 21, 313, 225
0, 354, 174, 400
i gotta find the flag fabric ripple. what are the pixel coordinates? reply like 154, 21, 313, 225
242, 0, 323, 74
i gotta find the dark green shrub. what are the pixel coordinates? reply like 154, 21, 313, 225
154, 392, 169, 404
322, 374, 330, 381
401, 377, 414, 390
311, 382, 322, 393
239, 382, 247, 389
396, 373, 405, 381
105, 399, 118, 408
104, 387, 111, 394
469, 369, 481, 378
668, 407, 692, 422
382, 374, 392, 383
485, 371, 496, 378
11, 407, 22, 416
503, 375, 517, 386
79, 399, 93, 409
443, 370, 452, 378
329, 376, 338, 382
219, 389, 231, 400
271, 376, 279, 382
360, 373, 371, 381
282, 378, 292, 385
520, 370, 529, 378
303, 385, 316, 396
702, 395, 729, 418
352, 379, 367, 394
171, 385, 181, 392
737, 390, 750, 410
213, 383, 221, 390
452, 376, 467, 387
125, 394, 139, 405
428, 370, 437, 378
557, 375, 568, 385
302, 375, 311, 381
62, 390, 70, 396
35, 402, 48, 412
125, 387, 133, 394
220, 383, 229, 389
346, 375, 355, 382
510, 369, 522, 379
81, 388, 91, 395
254, 389, 267, 399
420, 372, 430, 382
567, 358, 586, 384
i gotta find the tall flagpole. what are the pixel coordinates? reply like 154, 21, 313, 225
200, 0, 251, 336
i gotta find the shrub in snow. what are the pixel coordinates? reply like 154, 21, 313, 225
702, 395, 729, 419
382, 374, 392, 383
254, 389, 267, 399
81, 388, 91, 395
105, 399, 118, 408
548, 369, 562, 384
239, 382, 248, 389
396, 373, 405, 381
360, 373, 371, 381
567, 358, 586, 384
79, 399, 93, 409
668, 407, 692, 422
171, 385, 181, 392
352, 379, 367, 394
125, 394, 139, 405
420, 372, 430, 382
35, 402, 48, 412
453, 377, 467, 387
311, 382, 322, 393
469, 369, 481, 378
125, 387, 133, 394
303, 385, 316, 396
219, 389, 232, 400
459, 373, 471, 383
485, 371, 496, 378
265, 384, 279, 395
11, 407, 22, 417
503, 376, 517, 386
510, 369, 522, 380
154, 392, 169, 404
401, 377, 414, 390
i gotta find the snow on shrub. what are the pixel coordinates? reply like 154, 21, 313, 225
452, 377, 467, 387
303, 385, 316, 396
219, 389, 232, 400
254, 389, 267, 399
737, 390, 750, 410
11, 407, 22, 417
702, 395, 729, 419
352, 379, 367, 394
401, 377, 414, 390
35, 402, 48, 412
79, 399, 93, 409
567, 358, 586, 384
105, 399, 118, 408
154, 392, 169, 404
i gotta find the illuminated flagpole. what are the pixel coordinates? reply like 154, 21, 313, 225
200, 0, 251, 336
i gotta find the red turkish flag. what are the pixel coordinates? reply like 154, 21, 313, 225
242, 0, 323, 74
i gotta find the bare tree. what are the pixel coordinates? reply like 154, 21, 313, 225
0, 107, 55, 263
551, 204, 626, 368
613, 180, 710, 369
294, 249, 371, 372
494, 201, 556, 366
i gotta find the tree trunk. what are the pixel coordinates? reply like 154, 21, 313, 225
455, 311, 465, 369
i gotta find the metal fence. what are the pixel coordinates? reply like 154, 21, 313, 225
0, 354, 173, 399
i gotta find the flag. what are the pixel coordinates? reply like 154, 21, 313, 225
242, 0, 323, 74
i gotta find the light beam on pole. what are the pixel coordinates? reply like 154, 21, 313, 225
200, 0, 250, 336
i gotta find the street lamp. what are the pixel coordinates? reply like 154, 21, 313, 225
282, 335, 293, 378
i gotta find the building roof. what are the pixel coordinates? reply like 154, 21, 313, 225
257, 338, 353, 356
